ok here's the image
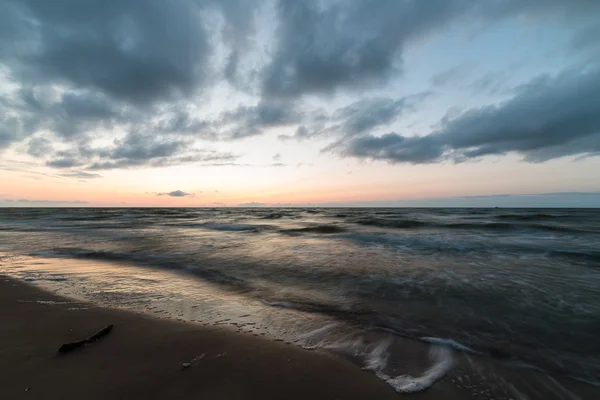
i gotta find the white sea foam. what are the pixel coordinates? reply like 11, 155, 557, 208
376, 346, 454, 393
363, 337, 392, 371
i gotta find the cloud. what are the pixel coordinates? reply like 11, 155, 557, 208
569, 24, 600, 54
280, 94, 428, 141
261, 0, 598, 98
272, 153, 282, 161
216, 101, 305, 139
0, 0, 247, 106
261, 0, 449, 97
342, 133, 444, 164
157, 190, 195, 197
59, 171, 103, 179
0, 0, 599, 173
0, 0, 254, 164
340, 65, 600, 163
43, 133, 239, 171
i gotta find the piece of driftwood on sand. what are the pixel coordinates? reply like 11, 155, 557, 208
58, 324, 114, 354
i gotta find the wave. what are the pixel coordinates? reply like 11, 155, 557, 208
26, 248, 253, 290
260, 213, 284, 219
351, 217, 591, 233
376, 346, 454, 393
550, 249, 600, 264
495, 213, 565, 221
279, 225, 347, 235
351, 218, 427, 229
460, 221, 588, 233
177, 222, 272, 232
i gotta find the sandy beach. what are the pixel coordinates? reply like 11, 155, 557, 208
2, 271, 599, 399
0, 276, 405, 399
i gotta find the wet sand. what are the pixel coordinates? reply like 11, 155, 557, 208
0, 276, 410, 399
1, 275, 597, 399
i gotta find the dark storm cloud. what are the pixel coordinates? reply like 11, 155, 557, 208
341, 66, 600, 163
157, 190, 195, 197
261, 0, 599, 98
343, 133, 444, 164
262, 0, 463, 98
3, 0, 210, 105
0, 0, 256, 157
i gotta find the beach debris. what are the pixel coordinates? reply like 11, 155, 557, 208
58, 324, 114, 354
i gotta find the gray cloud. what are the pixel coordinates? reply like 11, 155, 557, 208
26, 137, 54, 157
59, 171, 103, 180
157, 190, 195, 197
0, 0, 255, 162
570, 24, 600, 54
262, 0, 455, 98
46, 158, 83, 169
43, 133, 238, 171
217, 101, 304, 139
1, 0, 599, 172
280, 94, 428, 141
261, 0, 598, 98
340, 66, 600, 163
343, 133, 444, 164
2, 0, 216, 105
331, 97, 416, 136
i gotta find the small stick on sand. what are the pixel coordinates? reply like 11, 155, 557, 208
58, 324, 114, 354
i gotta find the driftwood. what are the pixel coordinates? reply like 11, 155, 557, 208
58, 324, 114, 354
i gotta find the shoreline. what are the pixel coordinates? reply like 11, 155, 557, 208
0, 275, 411, 399
2, 272, 598, 399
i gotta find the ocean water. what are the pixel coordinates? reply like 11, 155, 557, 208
1, 207, 599, 395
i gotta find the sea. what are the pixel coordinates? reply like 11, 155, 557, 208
1, 207, 599, 396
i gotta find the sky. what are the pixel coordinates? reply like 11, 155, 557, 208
1, 0, 600, 207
